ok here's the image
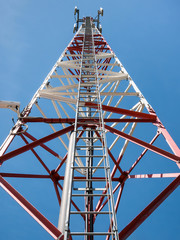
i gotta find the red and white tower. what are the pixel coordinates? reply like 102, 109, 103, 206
0, 8, 179, 240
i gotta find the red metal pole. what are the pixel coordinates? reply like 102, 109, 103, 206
118, 174, 180, 240
0, 175, 63, 240
23, 131, 62, 159
84, 102, 157, 120
0, 125, 74, 164
105, 125, 180, 163
128, 132, 160, 174
21, 117, 156, 123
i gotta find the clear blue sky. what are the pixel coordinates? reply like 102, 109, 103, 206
0, 1, 180, 239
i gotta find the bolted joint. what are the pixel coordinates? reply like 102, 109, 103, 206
119, 171, 128, 183
50, 169, 61, 182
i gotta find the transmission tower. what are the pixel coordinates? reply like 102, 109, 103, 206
0, 8, 180, 240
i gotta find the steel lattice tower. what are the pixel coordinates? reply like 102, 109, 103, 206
0, 9, 180, 240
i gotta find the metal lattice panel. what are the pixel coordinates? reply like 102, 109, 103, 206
0, 13, 179, 240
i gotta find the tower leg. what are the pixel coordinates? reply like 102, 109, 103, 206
58, 132, 75, 235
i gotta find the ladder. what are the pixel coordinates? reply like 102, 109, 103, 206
62, 17, 119, 240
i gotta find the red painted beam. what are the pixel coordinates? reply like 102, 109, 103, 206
84, 102, 157, 121
67, 46, 83, 51
0, 125, 74, 164
0, 173, 50, 178
23, 132, 62, 160
21, 117, 155, 124
20, 134, 51, 174
128, 132, 160, 174
118, 175, 180, 240
146, 108, 180, 168
105, 125, 180, 163
128, 173, 180, 179
94, 41, 106, 46
0, 176, 63, 239
158, 122, 180, 169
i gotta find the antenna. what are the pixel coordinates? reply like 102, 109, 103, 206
73, 7, 104, 32
0, 8, 179, 240
96, 7, 104, 31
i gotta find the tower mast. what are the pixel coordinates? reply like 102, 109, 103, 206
0, 8, 179, 240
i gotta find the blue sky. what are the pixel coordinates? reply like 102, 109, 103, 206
0, 1, 180, 240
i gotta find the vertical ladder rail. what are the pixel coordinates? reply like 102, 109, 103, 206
92, 23, 119, 240
63, 17, 119, 240
62, 24, 86, 240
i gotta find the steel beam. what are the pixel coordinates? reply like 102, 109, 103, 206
118, 175, 180, 240
84, 102, 157, 120
58, 132, 76, 233
0, 175, 62, 240
0, 173, 50, 178
0, 125, 74, 164
21, 117, 156, 123
105, 125, 180, 163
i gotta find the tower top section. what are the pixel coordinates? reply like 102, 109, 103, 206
73, 7, 104, 33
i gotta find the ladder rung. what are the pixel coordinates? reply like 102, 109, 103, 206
75, 145, 103, 148
80, 81, 96, 83
77, 117, 100, 119
80, 83, 96, 86
74, 155, 105, 158
78, 111, 98, 113
77, 122, 101, 125
79, 96, 98, 98
73, 187, 107, 191
80, 86, 96, 88
81, 77, 96, 79
80, 89, 97, 91
79, 88, 97, 90
82, 63, 95, 66
72, 166, 107, 169
81, 75, 96, 78
83, 54, 94, 56
79, 92, 97, 95
77, 118, 101, 120
81, 82, 96, 84
82, 69, 95, 72
77, 137, 102, 139
79, 93, 98, 95
76, 129, 103, 132
79, 103, 98, 106
80, 87, 97, 89
70, 211, 111, 214
73, 179, 107, 182
76, 148, 103, 151
79, 96, 98, 99
79, 92, 98, 96
70, 232, 113, 235
79, 89, 97, 91
71, 193, 109, 197
78, 115, 100, 117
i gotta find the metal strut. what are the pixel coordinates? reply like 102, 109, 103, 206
60, 16, 119, 240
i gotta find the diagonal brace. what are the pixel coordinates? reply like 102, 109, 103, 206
84, 102, 157, 120
118, 174, 180, 240
0, 175, 63, 240
105, 125, 180, 163
0, 125, 74, 164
